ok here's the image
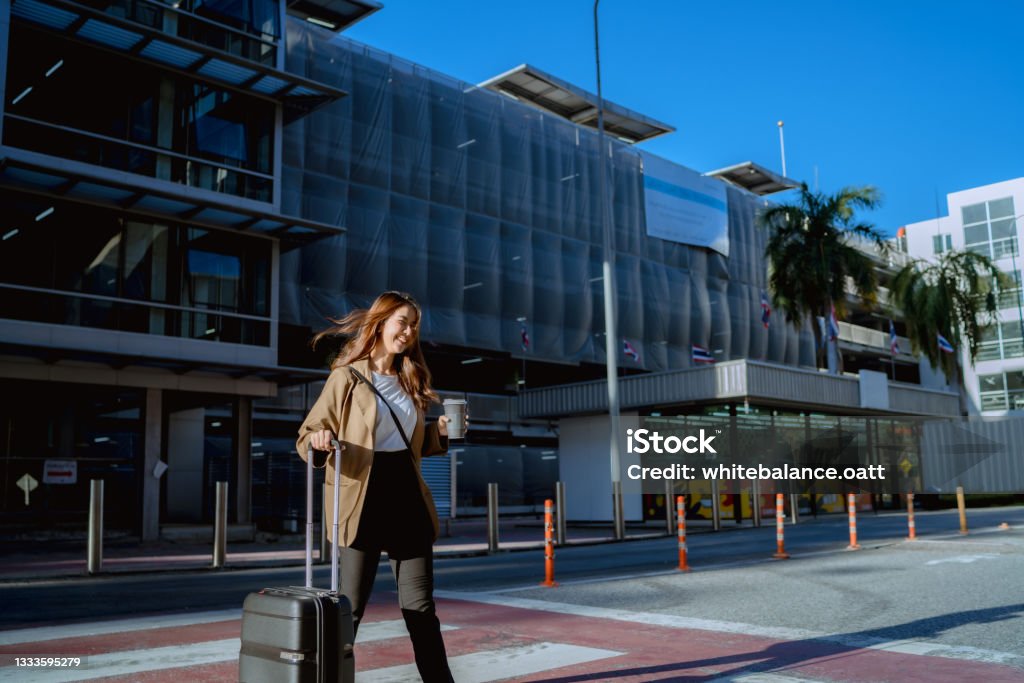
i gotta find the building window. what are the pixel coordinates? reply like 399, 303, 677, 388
979, 373, 1007, 410
73, 0, 278, 64
995, 270, 1024, 311
978, 371, 1024, 411
3, 26, 275, 202
977, 321, 1024, 361
0, 190, 272, 345
962, 197, 1017, 260
932, 234, 953, 254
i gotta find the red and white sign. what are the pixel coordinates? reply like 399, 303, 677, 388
43, 460, 77, 484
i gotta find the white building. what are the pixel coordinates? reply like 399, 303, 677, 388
903, 177, 1024, 414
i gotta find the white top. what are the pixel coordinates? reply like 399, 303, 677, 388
371, 372, 417, 452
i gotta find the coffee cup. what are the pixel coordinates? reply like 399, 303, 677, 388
442, 399, 467, 439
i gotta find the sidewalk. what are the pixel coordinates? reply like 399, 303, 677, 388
0, 517, 672, 582
4, 506, 1016, 583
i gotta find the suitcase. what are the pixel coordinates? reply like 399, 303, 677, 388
239, 441, 355, 683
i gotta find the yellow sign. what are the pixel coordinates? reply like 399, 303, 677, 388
899, 458, 913, 477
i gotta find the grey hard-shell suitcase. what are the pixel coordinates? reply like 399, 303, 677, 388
239, 441, 355, 682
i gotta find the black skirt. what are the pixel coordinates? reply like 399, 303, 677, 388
352, 448, 433, 557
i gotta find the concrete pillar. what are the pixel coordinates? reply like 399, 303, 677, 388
142, 388, 162, 541
236, 396, 253, 525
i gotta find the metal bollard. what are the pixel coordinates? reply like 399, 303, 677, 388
751, 480, 762, 528
773, 492, 789, 559
87, 480, 104, 575
710, 479, 721, 531
487, 483, 499, 553
847, 492, 861, 550
664, 480, 675, 535
956, 486, 968, 535
555, 481, 567, 546
612, 480, 625, 540
213, 481, 228, 568
540, 499, 557, 587
906, 491, 916, 540
789, 493, 799, 525
677, 495, 690, 571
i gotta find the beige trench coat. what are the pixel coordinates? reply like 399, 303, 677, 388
295, 358, 448, 546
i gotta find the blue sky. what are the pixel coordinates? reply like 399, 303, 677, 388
343, 0, 1024, 236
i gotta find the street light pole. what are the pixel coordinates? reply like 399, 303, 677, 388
594, 0, 624, 540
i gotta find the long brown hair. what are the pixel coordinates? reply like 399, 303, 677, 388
311, 291, 439, 412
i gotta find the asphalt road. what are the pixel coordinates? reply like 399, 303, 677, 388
1, 505, 1022, 669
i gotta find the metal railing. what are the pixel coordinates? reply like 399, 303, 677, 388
0, 282, 272, 346
836, 320, 910, 353
4, 114, 274, 202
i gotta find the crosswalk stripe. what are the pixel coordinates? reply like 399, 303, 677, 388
710, 675, 826, 683
0, 610, 240, 646
360, 642, 623, 683
0, 620, 461, 682
437, 591, 1024, 668
357, 619, 457, 643
0, 639, 240, 682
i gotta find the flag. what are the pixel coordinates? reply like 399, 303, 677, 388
760, 291, 771, 329
937, 333, 954, 354
623, 339, 639, 362
520, 322, 530, 352
889, 319, 900, 355
828, 304, 840, 341
691, 344, 715, 364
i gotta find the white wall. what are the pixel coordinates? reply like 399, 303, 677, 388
558, 412, 643, 522
904, 177, 1024, 415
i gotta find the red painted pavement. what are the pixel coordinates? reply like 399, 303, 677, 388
3, 594, 1022, 682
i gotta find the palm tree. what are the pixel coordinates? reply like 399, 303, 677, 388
890, 249, 1006, 385
760, 183, 886, 371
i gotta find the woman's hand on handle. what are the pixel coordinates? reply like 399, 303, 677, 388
310, 429, 337, 452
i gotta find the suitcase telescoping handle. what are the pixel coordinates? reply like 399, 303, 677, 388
305, 440, 342, 591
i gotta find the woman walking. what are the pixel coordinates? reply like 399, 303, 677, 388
297, 291, 455, 682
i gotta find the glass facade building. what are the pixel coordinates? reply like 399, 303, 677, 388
280, 24, 814, 373
0, 1, 962, 536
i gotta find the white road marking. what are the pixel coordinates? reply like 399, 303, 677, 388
357, 619, 457, 643
359, 642, 622, 683
436, 591, 1024, 668
710, 675, 826, 683
0, 638, 239, 682
925, 554, 1000, 565
0, 609, 240, 645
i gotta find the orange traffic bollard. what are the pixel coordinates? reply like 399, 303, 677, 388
677, 495, 690, 571
540, 498, 558, 587
847, 492, 861, 550
906, 492, 916, 541
773, 492, 789, 559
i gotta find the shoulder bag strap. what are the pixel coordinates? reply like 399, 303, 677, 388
350, 367, 414, 453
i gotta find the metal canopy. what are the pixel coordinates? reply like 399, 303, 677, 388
11, 0, 347, 122
478, 64, 675, 143
704, 161, 798, 196
0, 152, 344, 241
286, 0, 382, 32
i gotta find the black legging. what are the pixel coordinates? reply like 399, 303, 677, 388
341, 449, 454, 683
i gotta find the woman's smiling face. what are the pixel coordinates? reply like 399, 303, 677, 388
379, 304, 418, 357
